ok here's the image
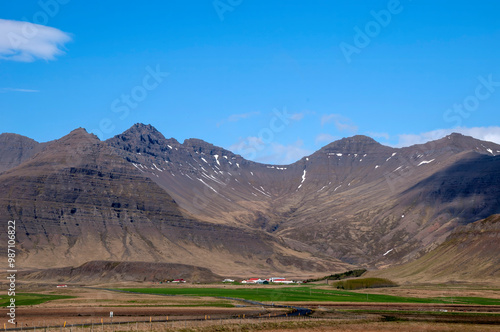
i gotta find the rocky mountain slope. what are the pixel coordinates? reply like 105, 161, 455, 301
19, 261, 223, 283
369, 214, 500, 284
1, 124, 499, 278
106, 125, 500, 267
0, 128, 348, 277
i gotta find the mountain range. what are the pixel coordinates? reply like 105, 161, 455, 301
1, 124, 499, 278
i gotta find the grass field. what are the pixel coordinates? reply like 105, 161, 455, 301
0, 293, 74, 307
120, 286, 500, 305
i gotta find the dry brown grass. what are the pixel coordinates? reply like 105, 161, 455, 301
19, 318, 500, 332
347, 284, 500, 300
258, 321, 500, 332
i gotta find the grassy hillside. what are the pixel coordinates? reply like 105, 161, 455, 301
369, 214, 500, 284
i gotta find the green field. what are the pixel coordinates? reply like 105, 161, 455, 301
0, 293, 74, 307
120, 286, 500, 305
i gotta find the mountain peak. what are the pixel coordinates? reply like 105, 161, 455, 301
69, 127, 90, 135
0, 132, 39, 144
130, 123, 160, 133
0, 133, 42, 173
106, 123, 180, 158
443, 132, 475, 144
318, 135, 391, 155
59, 128, 99, 144
349, 135, 380, 143
331, 135, 382, 146
410, 132, 500, 155
448, 132, 466, 139
110, 123, 179, 145
121, 123, 163, 137
183, 138, 213, 149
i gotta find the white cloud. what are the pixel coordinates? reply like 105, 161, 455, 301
228, 137, 311, 165
321, 114, 358, 133
315, 133, 337, 144
0, 87, 39, 93
290, 109, 316, 121
0, 19, 71, 62
396, 126, 500, 147
228, 136, 263, 153
217, 111, 260, 127
257, 140, 312, 165
367, 131, 390, 140
321, 114, 337, 126
227, 111, 260, 122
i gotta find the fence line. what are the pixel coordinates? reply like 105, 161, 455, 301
3, 314, 343, 331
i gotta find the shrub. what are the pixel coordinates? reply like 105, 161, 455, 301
333, 277, 397, 290
303, 269, 367, 283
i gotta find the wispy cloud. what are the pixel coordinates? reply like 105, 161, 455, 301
229, 137, 311, 164
217, 111, 260, 127
0, 87, 39, 93
321, 114, 358, 133
290, 109, 315, 122
0, 19, 71, 62
257, 140, 312, 165
228, 136, 263, 153
290, 112, 305, 121
315, 133, 337, 145
367, 131, 390, 140
227, 111, 260, 122
396, 126, 500, 147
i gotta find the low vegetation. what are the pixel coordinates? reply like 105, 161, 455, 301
120, 286, 500, 305
334, 277, 398, 290
0, 293, 74, 307
303, 269, 367, 283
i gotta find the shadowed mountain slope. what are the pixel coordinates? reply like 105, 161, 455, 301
368, 214, 500, 284
0, 133, 45, 174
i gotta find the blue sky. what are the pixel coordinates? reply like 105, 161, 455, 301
1, 1, 499, 164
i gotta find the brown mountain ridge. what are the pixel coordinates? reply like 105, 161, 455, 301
1, 124, 499, 279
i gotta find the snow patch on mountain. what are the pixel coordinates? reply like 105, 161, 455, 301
297, 169, 307, 189
418, 159, 435, 166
